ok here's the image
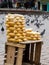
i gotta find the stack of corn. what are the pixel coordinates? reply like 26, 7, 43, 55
14, 14, 27, 42
5, 14, 15, 42
5, 14, 41, 43
5, 14, 27, 42
25, 29, 41, 41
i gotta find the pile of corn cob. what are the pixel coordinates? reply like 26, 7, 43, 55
5, 14, 41, 42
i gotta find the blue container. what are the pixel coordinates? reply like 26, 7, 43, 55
47, 3, 49, 11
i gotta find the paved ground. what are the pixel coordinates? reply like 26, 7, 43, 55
0, 15, 49, 65
0, 33, 49, 65
40, 41, 49, 65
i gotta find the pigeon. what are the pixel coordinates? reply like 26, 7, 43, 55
40, 29, 45, 36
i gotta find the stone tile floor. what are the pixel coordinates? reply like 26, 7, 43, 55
40, 42, 49, 65
0, 30, 49, 65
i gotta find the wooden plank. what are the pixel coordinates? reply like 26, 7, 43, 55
6, 42, 25, 48
30, 43, 34, 64
20, 40, 43, 44
5, 63, 13, 65
16, 47, 25, 65
6, 46, 15, 65
34, 42, 42, 64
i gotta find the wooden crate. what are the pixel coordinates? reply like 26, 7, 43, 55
4, 42, 26, 65
22, 40, 43, 65
4, 40, 43, 65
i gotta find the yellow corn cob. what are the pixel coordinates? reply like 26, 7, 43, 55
8, 33, 15, 37
8, 38, 15, 42
8, 27, 14, 31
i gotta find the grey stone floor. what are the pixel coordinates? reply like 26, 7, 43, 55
0, 34, 49, 65
0, 15, 49, 65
